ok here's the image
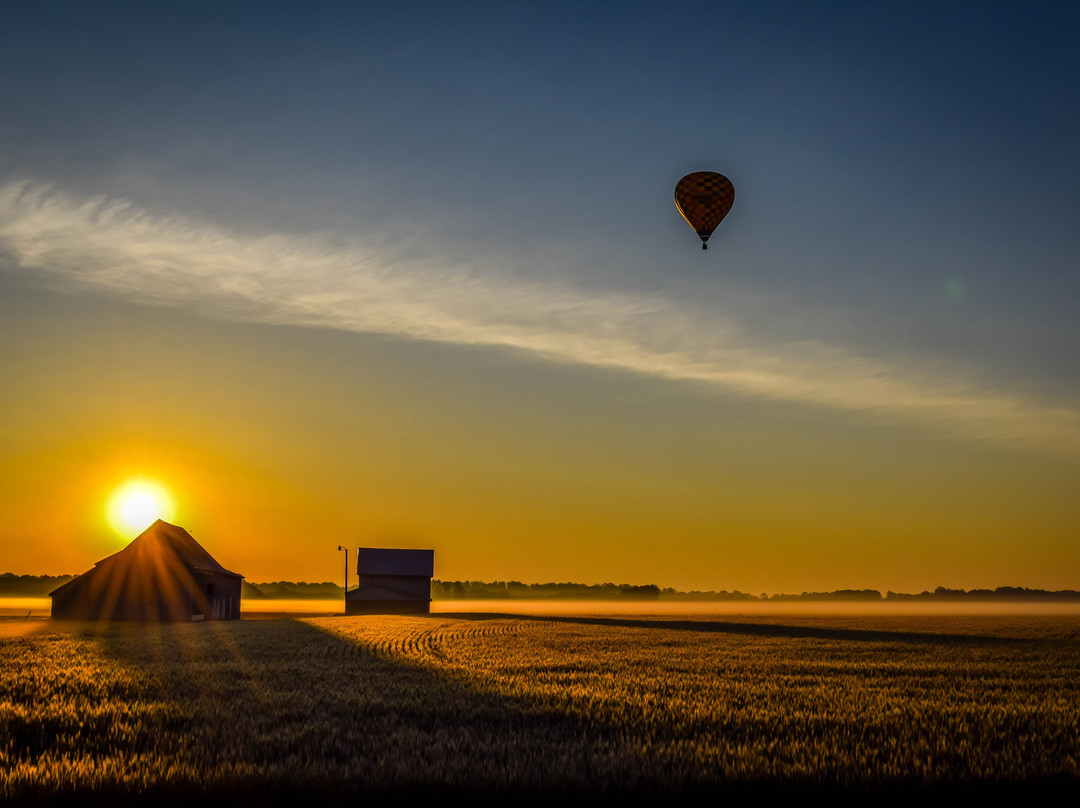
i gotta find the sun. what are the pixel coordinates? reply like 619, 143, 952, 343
107, 479, 176, 536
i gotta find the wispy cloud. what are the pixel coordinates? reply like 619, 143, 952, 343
2, 181, 1077, 455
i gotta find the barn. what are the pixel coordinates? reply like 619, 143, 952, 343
345, 548, 434, 614
50, 520, 243, 621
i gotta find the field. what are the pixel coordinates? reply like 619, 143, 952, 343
3, 607, 1080, 800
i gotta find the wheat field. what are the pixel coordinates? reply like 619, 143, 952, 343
2, 610, 1080, 799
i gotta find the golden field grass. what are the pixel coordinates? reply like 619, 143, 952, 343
2, 609, 1080, 799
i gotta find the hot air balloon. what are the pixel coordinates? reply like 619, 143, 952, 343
674, 171, 734, 250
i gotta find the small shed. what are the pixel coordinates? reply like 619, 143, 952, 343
50, 520, 243, 621
345, 548, 434, 614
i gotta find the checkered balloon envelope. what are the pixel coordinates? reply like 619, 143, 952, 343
674, 172, 735, 250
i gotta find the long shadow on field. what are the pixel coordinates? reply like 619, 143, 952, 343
435, 612, 1039, 646
75, 617, 658, 798
12, 617, 1080, 804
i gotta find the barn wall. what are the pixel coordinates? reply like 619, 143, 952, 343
192, 572, 242, 620
51, 566, 196, 621
52, 567, 242, 621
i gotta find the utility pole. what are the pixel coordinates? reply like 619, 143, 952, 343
337, 545, 348, 613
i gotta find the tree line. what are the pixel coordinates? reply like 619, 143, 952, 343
4, 573, 1079, 602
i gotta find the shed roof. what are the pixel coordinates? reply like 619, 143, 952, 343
356, 547, 434, 578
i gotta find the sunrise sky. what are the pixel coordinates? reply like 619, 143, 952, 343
2, 2, 1078, 593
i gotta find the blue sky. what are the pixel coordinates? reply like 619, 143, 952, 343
1, 2, 1078, 588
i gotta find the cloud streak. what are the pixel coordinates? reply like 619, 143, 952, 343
2, 180, 1078, 456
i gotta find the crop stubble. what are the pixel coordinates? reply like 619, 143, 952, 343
1, 611, 1078, 796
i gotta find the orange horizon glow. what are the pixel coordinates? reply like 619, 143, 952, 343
1, 296, 1078, 593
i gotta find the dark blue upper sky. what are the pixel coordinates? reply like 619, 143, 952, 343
2, 0, 1079, 421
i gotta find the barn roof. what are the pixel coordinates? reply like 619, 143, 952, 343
50, 520, 241, 597
100, 520, 241, 577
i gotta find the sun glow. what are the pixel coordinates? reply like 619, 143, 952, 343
107, 479, 176, 535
